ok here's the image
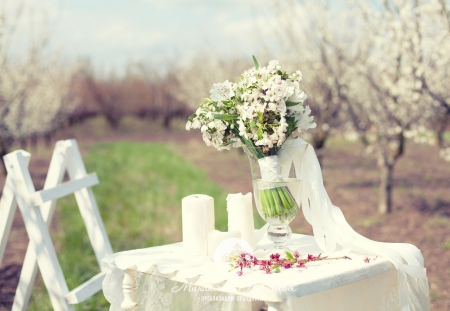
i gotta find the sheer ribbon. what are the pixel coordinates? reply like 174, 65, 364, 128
258, 156, 283, 182
278, 138, 430, 311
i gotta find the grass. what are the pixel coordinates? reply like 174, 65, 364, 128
357, 216, 383, 229
443, 132, 450, 141
27, 142, 230, 310
425, 216, 450, 229
444, 242, 450, 250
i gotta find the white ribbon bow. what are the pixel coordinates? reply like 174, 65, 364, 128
278, 138, 430, 311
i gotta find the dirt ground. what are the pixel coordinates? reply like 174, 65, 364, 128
1, 118, 449, 310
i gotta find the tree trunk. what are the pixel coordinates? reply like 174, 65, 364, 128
0, 139, 10, 176
45, 132, 53, 147
30, 134, 38, 150
105, 114, 120, 130
312, 130, 328, 167
162, 114, 172, 129
378, 162, 394, 214
437, 111, 449, 148
0, 151, 7, 176
20, 138, 27, 150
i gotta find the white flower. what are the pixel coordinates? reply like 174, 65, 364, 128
210, 80, 234, 102
278, 117, 288, 135
187, 59, 313, 152
289, 70, 303, 81
185, 121, 192, 131
279, 100, 287, 114
237, 119, 248, 138
295, 105, 316, 132
255, 132, 274, 148
202, 132, 212, 145
268, 60, 281, 72
192, 119, 201, 129
277, 133, 286, 146
287, 88, 307, 105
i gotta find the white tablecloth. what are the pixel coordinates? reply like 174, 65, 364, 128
102, 234, 399, 311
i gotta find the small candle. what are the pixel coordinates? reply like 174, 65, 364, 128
207, 230, 241, 261
182, 194, 215, 256
227, 192, 255, 250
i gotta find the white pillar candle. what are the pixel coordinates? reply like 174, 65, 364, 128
227, 192, 255, 250
207, 230, 241, 261
182, 194, 215, 256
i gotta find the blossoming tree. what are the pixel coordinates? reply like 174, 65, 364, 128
419, 0, 450, 161
0, 5, 76, 173
174, 52, 250, 111
265, 0, 445, 213
267, 1, 350, 164
337, 0, 437, 213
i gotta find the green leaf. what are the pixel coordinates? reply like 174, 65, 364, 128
286, 101, 301, 107
213, 114, 239, 120
286, 115, 295, 122
201, 98, 213, 105
187, 113, 196, 122
250, 121, 257, 128
221, 140, 236, 147
258, 112, 264, 123
252, 55, 259, 69
285, 251, 294, 260
274, 267, 280, 273
256, 128, 262, 139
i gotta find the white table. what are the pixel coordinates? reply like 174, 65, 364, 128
102, 234, 399, 311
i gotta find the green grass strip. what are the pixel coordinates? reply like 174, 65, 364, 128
27, 142, 231, 311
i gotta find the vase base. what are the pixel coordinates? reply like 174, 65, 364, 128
267, 225, 292, 255
267, 224, 292, 250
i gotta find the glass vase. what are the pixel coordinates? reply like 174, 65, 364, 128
243, 145, 302, 250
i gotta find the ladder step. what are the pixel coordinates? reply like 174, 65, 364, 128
65, 272, 106, 304
31, 173, 99, 206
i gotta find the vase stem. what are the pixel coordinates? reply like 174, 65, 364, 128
267, 225, 292, 249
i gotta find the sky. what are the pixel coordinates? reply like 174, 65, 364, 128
4, 0, 274, 71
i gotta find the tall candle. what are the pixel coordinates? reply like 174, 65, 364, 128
182, 194, 215, 256
227, 192, 255, 250
207, 230, 241, 261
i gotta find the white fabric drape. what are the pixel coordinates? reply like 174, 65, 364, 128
107, 268, 399, 311
102, 236, 400, 311
278, 138, 429, 311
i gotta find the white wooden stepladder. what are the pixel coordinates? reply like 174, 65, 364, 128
0, 139, 114, 311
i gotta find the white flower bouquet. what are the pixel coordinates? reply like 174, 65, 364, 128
187, 57, 316, 221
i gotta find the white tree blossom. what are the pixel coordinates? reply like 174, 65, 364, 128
266, 1, 350, 164
336, 0, 437, 213
418, 0, 450, 160
0, 3, 77, 172
173, 52, 250, 110
264, 0, 442, 213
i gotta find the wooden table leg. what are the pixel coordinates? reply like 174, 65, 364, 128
121, 269, 138, 311
267, 301, 282, 311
